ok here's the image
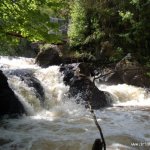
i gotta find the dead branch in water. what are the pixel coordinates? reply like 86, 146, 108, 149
88, 102, 106, 150
89, 76, 106, 150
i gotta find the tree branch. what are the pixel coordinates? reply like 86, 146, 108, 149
6, 32, 26, 38
88, 102, 106, 150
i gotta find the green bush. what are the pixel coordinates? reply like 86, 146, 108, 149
68, 0, 150, 62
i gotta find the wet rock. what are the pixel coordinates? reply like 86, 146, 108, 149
35, 44, 62, 67
96, 67, 124, 85
0, 70, 27, 117
60, 64, 113, 109
60, 63, 94, 84
115, 53, 150, 88
115, 53, 141, 75
96, 53, 150, 88
78, 63, 93, 76
60, 64, 75, 85
69, 76, 112, 109
104, 72, 123, 84
5, 69, 45, 104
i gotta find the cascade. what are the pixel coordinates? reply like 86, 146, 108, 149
0, 56, 69, 114
0, 56, 150, 150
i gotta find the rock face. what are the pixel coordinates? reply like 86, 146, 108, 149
97, 67, 124, 85
0, 70, 26, 117
60, 64, 113, 109
115, 53, 150, 87
35, 44, 62, 67
97, 53, 150, 88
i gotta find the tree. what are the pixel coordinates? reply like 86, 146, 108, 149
0, 0, 69, 55
118, 0, 150, 56
68, 0, 87, 47
0, 0, 64, 42
68, 0, 118, 53
68, 0, 150, 61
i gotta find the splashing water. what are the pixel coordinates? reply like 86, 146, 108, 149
97, 84, 150, 107
0, 56, 150, 150
0, 56, 39, 70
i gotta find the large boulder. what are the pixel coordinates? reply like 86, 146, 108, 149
69, 76, 112, 109
115, 53, 141, 75
60, 64, 113, 109
96, 53, 150, 88
0, 70, 27, 117
78, 63, 94, 76
5, 69, 45, 105
35, 44, 62, 67
96, 67, 124, 85
115, 53, 150, 87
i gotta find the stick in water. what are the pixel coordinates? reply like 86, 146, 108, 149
88, 101, 106, 150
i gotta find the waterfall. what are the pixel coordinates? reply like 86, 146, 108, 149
0, 56, 150, 150
1, 56, 150, 113
0, 56, 38, 69
0, 56, 70, 115
97, 83, 150, 107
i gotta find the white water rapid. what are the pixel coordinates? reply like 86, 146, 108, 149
0, 56, 150, 150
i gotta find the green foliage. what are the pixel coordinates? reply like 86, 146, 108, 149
146, 59, 150, 67
118, 0, 150, 55
0, 32, 18, 55
68, 0, 119, 52
119, 11, 134, 22
0, 0, 149, 62
68, 0, 87, 47
0, 0, 63, 42
146, 72, 150, 77
68, 0, 150, 62
110, 47, 124, 62
0, 41, 17, 56
0, 0, 69, 55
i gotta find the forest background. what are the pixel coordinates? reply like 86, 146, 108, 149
0, 0, 149, 65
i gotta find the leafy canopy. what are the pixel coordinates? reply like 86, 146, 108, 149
68, 0, 150, 59
0, 0, 67, 43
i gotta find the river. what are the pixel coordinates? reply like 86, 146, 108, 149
0, 56, 150, 150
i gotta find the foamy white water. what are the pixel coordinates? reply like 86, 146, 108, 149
0, 56, 150, 150
97, 84, 150, 107
34, 66, 69, 107
0, 56, 39, 69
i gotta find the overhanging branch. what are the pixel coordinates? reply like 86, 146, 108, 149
6, 32, 26, 38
